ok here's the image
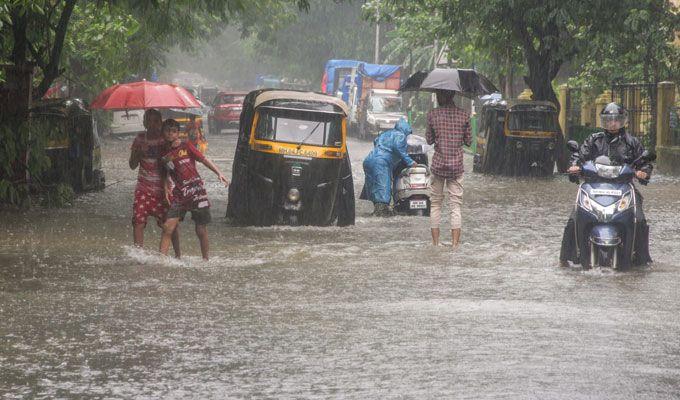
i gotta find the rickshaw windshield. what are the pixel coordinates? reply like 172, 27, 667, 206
255, 107, 343, 147
32, 114, 67, 143
508, 111, 559, 132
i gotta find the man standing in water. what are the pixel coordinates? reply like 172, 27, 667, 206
129, 109, 180, 256
426, 90, 471, 248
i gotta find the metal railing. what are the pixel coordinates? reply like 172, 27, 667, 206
565, 87, 598, 143
611, 83, 657, 148
670, 106, 680, 146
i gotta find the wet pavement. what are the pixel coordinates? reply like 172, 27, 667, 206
1, 131, 680, 399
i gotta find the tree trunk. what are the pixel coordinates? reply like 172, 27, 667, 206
35, 0, 78, 98
524, 56, 568, 172
10, 10, 28, 67
7, 10, 31, 122
505, 47, 514, 99
524, 61, 559, 110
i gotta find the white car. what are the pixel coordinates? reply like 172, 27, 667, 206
111, 110, 145, 135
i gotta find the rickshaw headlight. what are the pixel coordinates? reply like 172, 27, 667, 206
287, 188, 301, 202
515, 141, 523, 149
548, 141, 555, 150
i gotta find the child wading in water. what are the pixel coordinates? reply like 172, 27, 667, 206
159, 119, 229, 260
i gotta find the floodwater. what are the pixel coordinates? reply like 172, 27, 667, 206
2, 131, 680, 399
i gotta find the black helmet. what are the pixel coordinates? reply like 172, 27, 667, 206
600, 102, 627, 131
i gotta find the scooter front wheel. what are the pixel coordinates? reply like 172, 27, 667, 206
591, 243, 620, 269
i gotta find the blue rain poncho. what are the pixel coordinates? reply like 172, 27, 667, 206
361, 119, 416, 204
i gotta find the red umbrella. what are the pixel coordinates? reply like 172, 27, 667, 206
90, 81, 201, 110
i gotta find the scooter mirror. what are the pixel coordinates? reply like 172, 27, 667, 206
566, 140, 579, 152
641, 150, 657, 162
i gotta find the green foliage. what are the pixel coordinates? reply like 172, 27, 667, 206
0, 0, 310, 205
245, 0, 375, 84
41, 183, 74, 208
61, 3, 141, 100
168, 0, 377, 87
0, 119, 50, 207
572, 0, 680, 88
372, 0, 526, 86
381, 0, 679, 114
0, 0, 311, 99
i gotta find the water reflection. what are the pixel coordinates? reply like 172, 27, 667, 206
1, 134, 679, 398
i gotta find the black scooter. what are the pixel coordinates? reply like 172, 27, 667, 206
566, 140, 655, 269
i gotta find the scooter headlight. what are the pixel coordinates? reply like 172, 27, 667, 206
617, 192, 632, 212
287, 188, 300, 202
579, 190, 593, 212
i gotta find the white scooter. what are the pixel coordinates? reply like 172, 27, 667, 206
393, 135, 432, 216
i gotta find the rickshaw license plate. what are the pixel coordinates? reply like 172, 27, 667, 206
409, 200, 427, 209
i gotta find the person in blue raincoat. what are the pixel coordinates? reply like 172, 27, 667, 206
360, 118, 417, 216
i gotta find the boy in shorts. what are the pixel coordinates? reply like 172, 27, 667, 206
130, 109, 180, 256
158, 119, 229, 260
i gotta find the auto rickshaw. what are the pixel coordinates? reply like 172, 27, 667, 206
226, 89, 355, 226
473, 100, 559, 176
30, 98, 105, 191
160, 108, 208, 153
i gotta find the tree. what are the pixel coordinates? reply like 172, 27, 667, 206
61, 3, 141, 99
243, 0, 375, 84
0, 0, 310, 206
0, 0, 311, 99
572, 0, 680, 90
385, 0, 679, 112
371, 0, 525, 98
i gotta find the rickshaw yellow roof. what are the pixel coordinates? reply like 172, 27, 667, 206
254, 90, 349, 116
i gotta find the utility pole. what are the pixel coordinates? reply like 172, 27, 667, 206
374, 7, 380, 64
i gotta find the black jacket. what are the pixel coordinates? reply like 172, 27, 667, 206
571, 129, 653, 175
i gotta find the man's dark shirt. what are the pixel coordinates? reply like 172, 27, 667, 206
571, 129, 653, 175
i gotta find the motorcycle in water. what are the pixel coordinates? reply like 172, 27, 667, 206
393, 135, 432, 216
566, 140, 655, 269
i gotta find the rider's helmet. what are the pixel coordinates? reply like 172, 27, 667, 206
600, 102, 628, 132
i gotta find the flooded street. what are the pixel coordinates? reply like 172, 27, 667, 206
2, 132, 680, 399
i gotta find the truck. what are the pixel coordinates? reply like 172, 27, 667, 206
321, 60, 403, 139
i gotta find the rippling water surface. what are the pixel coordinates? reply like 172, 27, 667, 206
1, 131, 680, 399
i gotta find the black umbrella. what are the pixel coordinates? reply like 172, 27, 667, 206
400, 68, 498, 97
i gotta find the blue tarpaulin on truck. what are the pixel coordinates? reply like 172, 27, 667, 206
358, 63, 400, 82
322, 60, 362, 95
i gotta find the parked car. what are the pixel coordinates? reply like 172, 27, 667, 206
111, 109, 145, 136
208, 91, 246, 135
362, 89, 406, 139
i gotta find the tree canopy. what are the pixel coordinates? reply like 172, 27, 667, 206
381, 0, 680, 107
0, 0, 310, 99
